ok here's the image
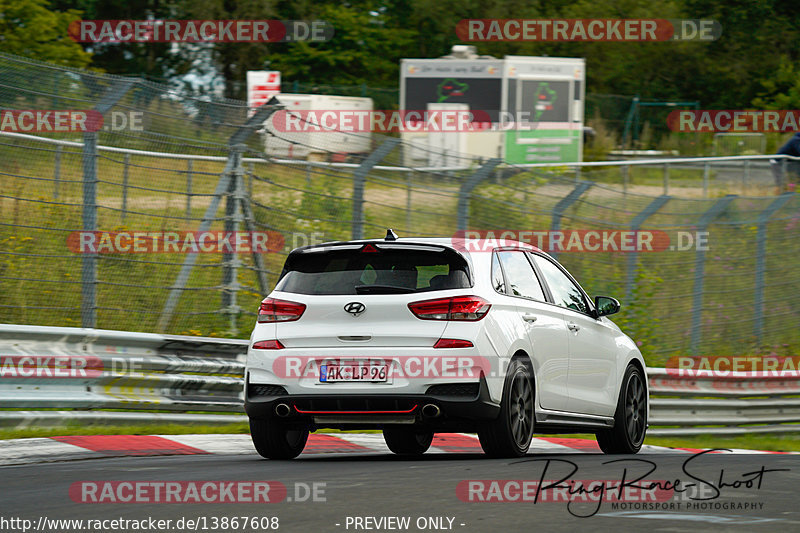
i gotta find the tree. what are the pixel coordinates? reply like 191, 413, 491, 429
0, 0, 92, 68
752, 56, 800, 110
264, 4, 416, 88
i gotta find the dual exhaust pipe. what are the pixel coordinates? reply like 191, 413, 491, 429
275, 402, 441, 418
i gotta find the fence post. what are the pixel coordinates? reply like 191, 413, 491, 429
703, 162, 710, 198
548, 181, 594, 260
456, 159, 502, 232
351, 138, 399, 240
121, 153, 130, 222
157, 160, 236, 333
221, 145, 245, 334
743, 159, 750, 194
622, 164, 629, 195
157, 101, 281, 333
625, 195, 670, 301
780, 158, 787, 190
53, 145, 62, 199
690, 195, 737, 354
186, 159, 193, 218
662, 162, 669, 195
81, 130, 98, 328
406, 171, 412, 232
754, 192, 795, 342
81, 78, 135, 328
248, 162, 254, 198
240, 189, 270, 297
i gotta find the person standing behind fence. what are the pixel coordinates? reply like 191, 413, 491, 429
770, 132, 800, 191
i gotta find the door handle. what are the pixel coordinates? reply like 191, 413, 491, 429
522, 313, 538, 323
567, 321, 580, 332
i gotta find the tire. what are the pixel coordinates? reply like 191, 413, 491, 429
249, 417, 309, 460
383, 427, 434, 455
478, 358, 534, 458
596, 364, 647, 454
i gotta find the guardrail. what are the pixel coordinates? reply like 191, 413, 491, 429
1, 325, 799, 436
646, 367, 800, 436
0, 324, 247, 427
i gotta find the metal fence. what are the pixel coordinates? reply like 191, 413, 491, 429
1, 325, 799, 436
1, 52, 800, 361
0, 324, 246, 428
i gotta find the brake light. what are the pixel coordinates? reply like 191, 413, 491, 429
252, 340, 285, 350
258, 298, 306, 323
433, 338, 474, 348
408, 296, 491, 321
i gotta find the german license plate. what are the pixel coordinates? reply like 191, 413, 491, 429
320, 363, 389, 382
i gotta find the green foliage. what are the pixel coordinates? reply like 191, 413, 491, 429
28, 0, 800, 130
583, 115, 618, 161
265, 4, 416, 88
0, 0, 92, 68
752, 55, 800, 110
613, 266, 664, 365
299, 175, 350, 221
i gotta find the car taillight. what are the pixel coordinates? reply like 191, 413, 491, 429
408, 296, 491, 321
258, 298, 306, 323
252, 340, 285, 350
433, 338, 474, 348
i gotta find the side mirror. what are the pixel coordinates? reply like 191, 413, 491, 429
594, 296, 620, 317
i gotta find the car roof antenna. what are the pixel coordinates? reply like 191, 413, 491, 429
385, 229, 399, 241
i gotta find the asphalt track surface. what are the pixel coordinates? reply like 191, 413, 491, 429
2, 436, 799, 533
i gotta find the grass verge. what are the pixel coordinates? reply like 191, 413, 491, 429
2, 425, 798, 452
0, 423, 249, 440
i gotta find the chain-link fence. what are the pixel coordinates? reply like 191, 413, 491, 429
1, 52, 799, 363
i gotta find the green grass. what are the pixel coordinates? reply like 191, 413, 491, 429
644, 433, 800, 452
2, 133, 799, 356
3, 424, 798, 452
0, 423, 249, 440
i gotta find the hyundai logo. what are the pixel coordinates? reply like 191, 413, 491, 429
344, 302, 366, 316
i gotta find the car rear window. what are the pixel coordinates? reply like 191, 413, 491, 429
275, 245, 472, 295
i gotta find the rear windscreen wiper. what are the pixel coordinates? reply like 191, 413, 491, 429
355, 284, 415, 294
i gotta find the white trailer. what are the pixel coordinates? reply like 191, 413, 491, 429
262, 94, 373, 161
400, 47, 585, 167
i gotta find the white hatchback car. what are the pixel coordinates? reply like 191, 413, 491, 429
245, 231, 648, 459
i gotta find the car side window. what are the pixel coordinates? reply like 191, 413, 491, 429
532, 255, 589, 314
491, 252, 506, 294
497, 251, 545, 301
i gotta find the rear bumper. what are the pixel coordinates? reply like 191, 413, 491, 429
244, 374, 500, 431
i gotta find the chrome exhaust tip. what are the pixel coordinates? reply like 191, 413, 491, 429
422, 404, 441, 418
274, 403, 291, 417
